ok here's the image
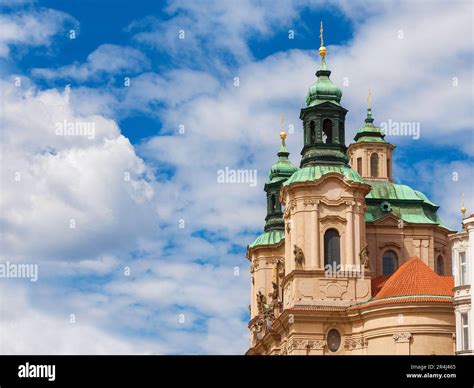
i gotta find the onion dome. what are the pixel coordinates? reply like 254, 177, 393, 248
306, 24, 342, 107
306, 58, 342, 107
354, 107, 387, 143
268, 131, 298, 183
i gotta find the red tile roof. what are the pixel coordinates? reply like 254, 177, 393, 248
373, 257, 454, 300
371, 275, 391, 296
284, 258, 454, 314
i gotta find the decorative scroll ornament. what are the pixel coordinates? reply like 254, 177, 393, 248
393, 332, 412, 343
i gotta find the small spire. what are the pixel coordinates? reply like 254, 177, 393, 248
280, 112, 287, 146
461, 193, 467, 228
319, 21, 327, 58
365, 89, 374, 124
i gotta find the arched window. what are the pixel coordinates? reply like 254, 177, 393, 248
436, 255, 444, 275
370, 153, 379, 178
322, 119, 332, 144
357, 157, 362, 175
324, 229, 340, 267
309, 121, 316, 144
382, 250, 398, 275
271, 194, 276, 212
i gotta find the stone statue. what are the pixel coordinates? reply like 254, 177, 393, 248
360, 244, 370, 269
294, 245, 305, 269
277, 257, 285, 279
269, 281, 279, 305
256, 291, 267, 314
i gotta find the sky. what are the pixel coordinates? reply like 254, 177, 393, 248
0, 0, 473, 354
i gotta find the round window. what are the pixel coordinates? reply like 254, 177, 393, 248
327, 329, 341, 352
380, 201, 392, 213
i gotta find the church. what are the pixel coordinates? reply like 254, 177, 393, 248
246, 25, 456, 355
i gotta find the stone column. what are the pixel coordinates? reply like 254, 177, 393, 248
310, 207, 317, 269
345, 202, 354, 266
354, 204, 361, 266
315, 204, 321, 268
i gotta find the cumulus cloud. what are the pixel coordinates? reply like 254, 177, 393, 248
127, 0, 312, 69
32, 44, 150, 81
0, 8, 76, 58
0, 80, 157, 261
0, 78, 250, 354
0, 283, 157, 354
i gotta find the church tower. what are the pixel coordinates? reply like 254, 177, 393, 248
247, 22, 456, 356
279, 23, 372, 316
347, 96, 395, 181
247, 125, 297, 342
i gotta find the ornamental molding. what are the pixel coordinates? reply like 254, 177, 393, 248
319, 214, 347, 225
378, 242, 401, 250
287, 338, 326, 351
318, 197, 347, 207
303, 198, 320, 207
344, 338, 368, 350
307, 340, 326, 350
265, 257, 283, 265
393, 332, 412, 343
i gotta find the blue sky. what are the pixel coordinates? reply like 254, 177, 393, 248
0, 0, 473, 354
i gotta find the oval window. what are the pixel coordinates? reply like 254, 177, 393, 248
327, 329, 341, 352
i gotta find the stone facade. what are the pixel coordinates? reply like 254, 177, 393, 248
246, 37, 456, 356
450, 214, 474, 355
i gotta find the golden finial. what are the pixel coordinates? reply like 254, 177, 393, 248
367, 88, 372, 109
319, 21, 326, 58
461, 193, 467, 218
280, 112, 287, 142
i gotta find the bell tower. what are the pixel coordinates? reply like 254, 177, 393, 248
347, 92, 396, 181
300, 22, 348, 167
280, 23, 372, 314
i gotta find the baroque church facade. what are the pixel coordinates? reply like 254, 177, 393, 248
246, 28, 456, 355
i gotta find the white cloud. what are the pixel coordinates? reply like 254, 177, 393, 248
127, 0, 313, 68
0, 80, 157, 261
32, 44, 150, 81
0, 283, 157, 354
396, 160, 474, 230
0, 77, 250, 355
0, 8, 76, 58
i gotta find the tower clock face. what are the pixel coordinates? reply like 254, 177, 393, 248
327, 329, 341, 352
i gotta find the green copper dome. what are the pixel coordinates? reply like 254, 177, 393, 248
268, 142, 298, 183
364, 180, 453, 230
354, 108, 386, 143
284, 165, 366, 186
249, 229, 284, 248
306, 58, 342, 107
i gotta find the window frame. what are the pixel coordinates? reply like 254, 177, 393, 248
459, 251, 468, 285
324, 228, 340, 268
461, 313, 469, 351
370, 153, 379, 178
382, 250, 398, 276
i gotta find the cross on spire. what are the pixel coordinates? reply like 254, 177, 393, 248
320, 21, 324, 47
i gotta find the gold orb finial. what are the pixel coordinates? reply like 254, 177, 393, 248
319, 21, 326, 57
280, 112, 287, 141
461, 193, 467, 223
